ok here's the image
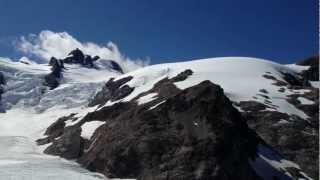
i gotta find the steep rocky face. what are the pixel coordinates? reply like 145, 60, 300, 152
297, 56, 319, 82
80, 81, 263, 180
39, 69, 309, 180
240, 102, 318, 179
44, 57, 64, 89
88, 76, 133, 107
235, 57, 319, 179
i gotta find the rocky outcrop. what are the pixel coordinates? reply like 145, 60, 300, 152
63, 48, 100, 68
44, 57, 64, 89
37, 114, 77, 145
43, 49, 124, 90
63, 49, 124, 73
64, 48, 85, 64
88, 76, 133, 107
297, 56, 319, 82
241, 103, 318, 179
42, 79, 265, 179
44, 125, 84, 159
241, 57, 320, 179
107, 60, 124, 74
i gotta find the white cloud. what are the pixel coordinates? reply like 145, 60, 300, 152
16, 30, 148, 72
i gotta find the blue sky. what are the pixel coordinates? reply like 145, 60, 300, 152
0, 0, 318, 64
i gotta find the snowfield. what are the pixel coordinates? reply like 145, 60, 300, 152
111, 57, 310, 120
0, 56, 317, 179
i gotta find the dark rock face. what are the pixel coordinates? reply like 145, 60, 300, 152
235, 101, 268, 112
64, 48, 85, 64
229, 57, 319, 179
297, 56, 319, 84
88, 76, 133, 107
247, 64, 319, 179
281, 72, 303, 87
44, 126, 84, 159
108, 60, 124, 74
37, 114, 77, 145
42, 73, 266, 179
239, 92, 319, 179
171, 69, 193, 82
44, 57, 64, 89
262, 74, 288, 86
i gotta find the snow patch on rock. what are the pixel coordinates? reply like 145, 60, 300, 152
136, 93, 158, 105
81, 121, 105, 140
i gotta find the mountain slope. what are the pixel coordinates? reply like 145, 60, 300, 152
0, 54, 318, 179
37, 56, 318, 179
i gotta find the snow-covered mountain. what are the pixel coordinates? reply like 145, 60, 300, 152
0, 51, 318, 180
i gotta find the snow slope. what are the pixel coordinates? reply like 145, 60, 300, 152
0, 136, 106, 180
106, 57, 310, 120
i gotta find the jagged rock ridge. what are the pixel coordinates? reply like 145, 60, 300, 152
44, 48, 124, 89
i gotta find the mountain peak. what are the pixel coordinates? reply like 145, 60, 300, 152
43, 49, 124, 89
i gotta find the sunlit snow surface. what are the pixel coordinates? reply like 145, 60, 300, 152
0, 136, 107, 180
81, 121, 105, 139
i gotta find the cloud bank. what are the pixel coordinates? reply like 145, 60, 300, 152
16, 30, 148, 72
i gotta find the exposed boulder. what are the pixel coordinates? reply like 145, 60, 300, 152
44, 125, 84, 159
